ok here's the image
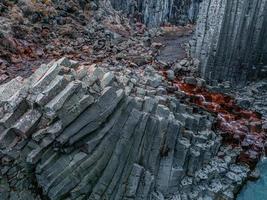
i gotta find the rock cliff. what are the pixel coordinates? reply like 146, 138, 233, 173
110, 0, 201, 27
192, 0, 267, 84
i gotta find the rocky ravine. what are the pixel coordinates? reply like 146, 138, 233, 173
0, 0, 267, 200
0, 56, 264, 200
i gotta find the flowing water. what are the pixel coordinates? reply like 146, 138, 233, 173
237, 158, 267, 200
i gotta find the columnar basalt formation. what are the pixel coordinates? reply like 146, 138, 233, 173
1, 0, 267, 199
110, 0, 201, 27
0, 57, 257, 200
192, 0, 267, 84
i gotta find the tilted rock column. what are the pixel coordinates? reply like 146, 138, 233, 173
0, 58, 222, 200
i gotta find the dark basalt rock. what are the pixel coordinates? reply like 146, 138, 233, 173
192, 0, 267, 85
110, 0, 201, 27
0, 58, 251, 200
1, 0, 267, 199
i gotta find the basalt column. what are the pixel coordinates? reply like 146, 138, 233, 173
192, 0, 267, 84
110, 0, 202, 27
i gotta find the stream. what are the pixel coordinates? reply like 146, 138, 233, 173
237, 158, 267, 200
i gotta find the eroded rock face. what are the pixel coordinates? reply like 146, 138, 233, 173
192, 0, 267, 84
110, 0, 201, 27
0, 57, 252, 200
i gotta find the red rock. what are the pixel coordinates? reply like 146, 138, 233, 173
164, 73, 266, 168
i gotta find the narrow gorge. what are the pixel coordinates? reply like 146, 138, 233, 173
0, 0, 266, 200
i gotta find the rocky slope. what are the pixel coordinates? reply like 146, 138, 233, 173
192, 0, 267, 84
0, 0, 132, 83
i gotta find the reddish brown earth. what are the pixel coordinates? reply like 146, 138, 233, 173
172, 78, 266, 168
157, 28, 266, 168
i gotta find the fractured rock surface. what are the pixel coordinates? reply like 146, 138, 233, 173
192, 0, 267, 84
0, 58, 254, 200
0, 0, 132, 84
110, 0, 201, 27
0, 1, 266, 199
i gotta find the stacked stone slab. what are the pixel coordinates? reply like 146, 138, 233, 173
110, 0, 201, 27
0, 58, 254, 200
192, 0, 267, 84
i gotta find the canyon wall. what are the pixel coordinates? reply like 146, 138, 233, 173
192, 0, 267, 84
110, 0, 201, 27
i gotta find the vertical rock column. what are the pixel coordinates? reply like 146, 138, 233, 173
193, 0, 267, 84
110, 0, 201, 27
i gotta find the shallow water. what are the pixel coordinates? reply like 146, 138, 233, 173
237, 158, 267, 200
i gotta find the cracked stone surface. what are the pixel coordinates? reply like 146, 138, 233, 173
191, 0, 267, 84
0, 57, 255, 200
0, 1, 266, 200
